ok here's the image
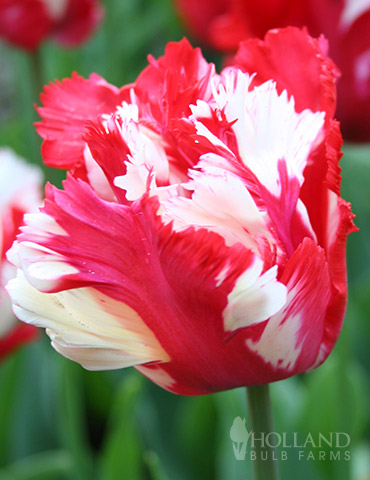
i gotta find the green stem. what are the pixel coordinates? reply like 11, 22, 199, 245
246, 384, 279, 480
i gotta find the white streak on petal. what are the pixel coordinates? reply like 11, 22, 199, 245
223, 260, 287, 332
112, 115, 170, 200
215, 264, 231, 288
7, 271, 169, 370
115, 102, 139, 122
84, 145, 116, 202
295, 199, 317, 243
23, 212, 68, 237
114, 161, 152, 201
163, 168, 278, 256
327, 190, 340, 248
246, 287, 303, 370
189, 99, 213, 119
210, 69, 325, 195
27, 261, 79, 281
13, 242, 79, 292
247, 313, 302, 371
136, 365, 175, 391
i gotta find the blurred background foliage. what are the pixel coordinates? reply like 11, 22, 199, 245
0, 0, 369, 479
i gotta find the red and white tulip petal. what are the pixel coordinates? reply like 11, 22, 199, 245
233, 27, 338, 120
36, 73, 130, 169
134, 38, 216, 128
83, 145, 116, 202
309, 194, 356, 369
15, 242, 80, 293
7, 271, 169, 370
246, 238, 332, 373
135, 364, 176, 392
111, 114, 170, 200
223, 260, 287, 332
162, 168, 281, 262
84, 117, 131, 204
7, 175, 293, 392
187, 73, 322, 254
209, 69, 325, 195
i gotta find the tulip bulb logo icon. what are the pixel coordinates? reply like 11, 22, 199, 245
230, 417, 251, 460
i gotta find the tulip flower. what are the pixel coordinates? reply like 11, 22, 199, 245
174, 0, 370, 141
0, 148, 43, 361
0, 0, 103, 50
7, 30, 355, 395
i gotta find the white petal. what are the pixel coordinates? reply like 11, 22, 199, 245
23, 212, 68, 237
7, 271, 169, 370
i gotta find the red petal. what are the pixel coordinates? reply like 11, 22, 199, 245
135, 38, 214, 129
36, 73, 130, 169
233, 27, 338, 120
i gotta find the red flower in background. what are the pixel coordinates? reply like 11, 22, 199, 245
0, 148, 43, 361
7, 31, 356, 394
0, 0, 103, 50
175, 0, 370, 142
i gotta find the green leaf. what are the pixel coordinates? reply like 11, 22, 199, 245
99, 371, 144, 480
0, 354, 23, 466
0, 450, 72, 480
174, 395, 218, 480
57, 359, 94, 480
143, 451, 169, 480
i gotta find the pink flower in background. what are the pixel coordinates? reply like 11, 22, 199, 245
7, 31, 356, 394
174, 0, 370, 142
0, 0, 103, 50
0, 148, 43, 361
